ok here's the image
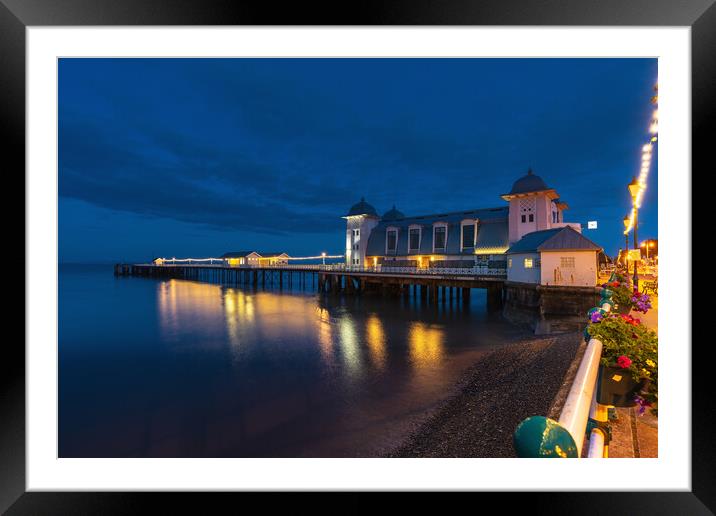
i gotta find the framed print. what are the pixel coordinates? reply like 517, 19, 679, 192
3, 0, 711, 511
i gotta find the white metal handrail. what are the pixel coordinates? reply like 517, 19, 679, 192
556, 300, 612, 458
558, 337, 603, 457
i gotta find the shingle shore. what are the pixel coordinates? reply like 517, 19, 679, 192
388, 332, 582, 457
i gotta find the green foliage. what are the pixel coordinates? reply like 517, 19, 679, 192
601, 273, 640, 312
587, 313, 658, 410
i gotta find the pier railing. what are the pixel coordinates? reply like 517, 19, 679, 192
154, 261, 506, 277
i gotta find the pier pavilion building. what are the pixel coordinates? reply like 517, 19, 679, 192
344, 169, 601, 286
221, 251, 290, 267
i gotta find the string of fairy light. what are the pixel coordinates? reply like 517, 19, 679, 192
158, 254, 344, 263
624, 83, 658, 235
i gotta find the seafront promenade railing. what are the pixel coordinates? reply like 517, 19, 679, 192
513, 293, 613, 459
557, 337, 606, 458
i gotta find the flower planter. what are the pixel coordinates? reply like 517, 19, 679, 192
615, 304, 631, 315
596, 365, 648, 407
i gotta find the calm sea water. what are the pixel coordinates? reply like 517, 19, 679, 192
59, 264, 526, 457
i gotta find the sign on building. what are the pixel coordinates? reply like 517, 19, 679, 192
587, 220, 598, 229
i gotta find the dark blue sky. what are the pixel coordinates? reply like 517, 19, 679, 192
59, 58, 657, 263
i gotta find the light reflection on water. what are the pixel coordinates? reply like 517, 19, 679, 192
365, 314, 387, 371
408, 322, 445, 368
59, 265, 526, 458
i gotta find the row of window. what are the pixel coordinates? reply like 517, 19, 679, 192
386, 223, 477, 253
522, 211, 561, 223
351, 228, 361, 251
507, 257, 575, 269
508, 258, 542, 269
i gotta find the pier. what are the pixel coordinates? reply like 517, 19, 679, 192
115, 263, 507, 310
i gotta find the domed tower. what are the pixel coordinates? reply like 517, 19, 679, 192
501, 169, 567, 244
382, 205, 405, 221
342, 197, 380, 266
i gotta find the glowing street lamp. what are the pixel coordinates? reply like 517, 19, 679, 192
641, 240, 656, 260
623, 215, 630, 266
628, 177, 642, 289
321, 252, 326, 265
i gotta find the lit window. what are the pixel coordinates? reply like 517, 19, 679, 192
434, 226, 446, 250
409, 228, 421, 252
387, 229, 397, 252
508, 258, 512, 268
462, 224, 475, 250
561, 257, 575, 268
524, 258, 534, 268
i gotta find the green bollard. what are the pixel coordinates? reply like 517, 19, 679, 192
513, 416, 578, 458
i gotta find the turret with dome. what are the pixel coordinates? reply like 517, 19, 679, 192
346, 197, 379, 217
343, 196, 380, 267
501, 169, 570, 244
505, 168, 552, 196
382, 205, 405, 221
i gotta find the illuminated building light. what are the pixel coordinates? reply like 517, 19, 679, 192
474, 247, 509, 255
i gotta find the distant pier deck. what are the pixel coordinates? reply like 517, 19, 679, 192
115, 263, 507, 308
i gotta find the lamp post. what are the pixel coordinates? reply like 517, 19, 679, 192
628, 177, 641, 290
321, 252, 326, 265
622, 215, 630, 268
641, 241, 651, 261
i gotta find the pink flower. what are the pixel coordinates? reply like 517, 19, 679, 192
617, 355, 632, 368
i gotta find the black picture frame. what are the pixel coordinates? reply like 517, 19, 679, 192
3, 0, 709, 512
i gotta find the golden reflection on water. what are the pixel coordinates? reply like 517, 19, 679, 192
365, 314, 387, 370
338, 317, 362, 377
157, 279, 443, 372
315, 307, 334, 361
223, 288, 254, 347
158, 280, 227, 343
408, 322, 445, 367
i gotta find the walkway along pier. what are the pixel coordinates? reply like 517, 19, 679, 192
115, 263, 507, 311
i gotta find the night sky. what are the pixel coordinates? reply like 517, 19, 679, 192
58, 58, 657, 263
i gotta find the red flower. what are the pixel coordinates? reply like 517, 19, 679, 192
617, 355, 632, 368
620, 314, 641, 326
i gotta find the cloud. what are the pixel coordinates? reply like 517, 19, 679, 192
58, 57, 657, 255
